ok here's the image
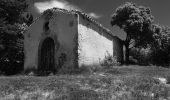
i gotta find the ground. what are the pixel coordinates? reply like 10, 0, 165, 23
0, 65, 170, 100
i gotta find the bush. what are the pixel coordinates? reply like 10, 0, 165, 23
130, 47, 152, 65
101, 53, 120, 67
130, 47, 170, 67
151, 24, 170, 66
0, 24, 25, 75
0, 57, 23, 75
150, 49, 170, 67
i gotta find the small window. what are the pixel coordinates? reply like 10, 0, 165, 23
44, 21, 49, 31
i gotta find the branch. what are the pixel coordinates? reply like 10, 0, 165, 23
129, 40, 135, 45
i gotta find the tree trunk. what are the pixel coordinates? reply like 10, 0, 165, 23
125, 43, 129, 65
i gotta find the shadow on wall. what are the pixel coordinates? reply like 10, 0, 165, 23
113, 37, 124, 64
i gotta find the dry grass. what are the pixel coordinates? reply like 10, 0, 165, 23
0, 65, 170, 100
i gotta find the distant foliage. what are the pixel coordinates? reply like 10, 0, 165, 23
130, 47, 152, 65
150, 24, 170, 66
0, 0, 32, 75
111, 2, 170, 66
0, 23, 28, 75
130, 24, 170, 66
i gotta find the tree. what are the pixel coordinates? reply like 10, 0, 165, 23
111, 2, 154, 64
150, 24, 170, 66
0, 0, 33, 74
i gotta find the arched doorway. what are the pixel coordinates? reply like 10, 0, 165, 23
38, 37, 55, 74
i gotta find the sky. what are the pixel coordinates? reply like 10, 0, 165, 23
28, 0, 170, 40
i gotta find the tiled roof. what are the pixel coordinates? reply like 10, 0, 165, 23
42, 8, 116, 37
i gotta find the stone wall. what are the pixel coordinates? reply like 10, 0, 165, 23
78, 14, 122, 67
24, 8, 123, 73
24, 16, 45, 70
24, 10, 78, 71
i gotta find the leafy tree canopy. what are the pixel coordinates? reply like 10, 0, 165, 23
149, 24, 170, 66
152, 24, 170, 52
111, 2, 154, 63
111, 2, 154, 46
0, 0, 32, 74
0, 0, 29, 24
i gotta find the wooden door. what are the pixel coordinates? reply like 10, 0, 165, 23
39, 38, 55, 74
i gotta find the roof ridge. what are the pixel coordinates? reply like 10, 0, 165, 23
42, 8, 115, 37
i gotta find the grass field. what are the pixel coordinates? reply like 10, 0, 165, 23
0, 65, 170, 100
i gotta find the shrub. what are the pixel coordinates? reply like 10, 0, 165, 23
130, 47, 170, 66
150, 49, 170, 67
151, 24, 170, 66
130, 47, 152, 65
101, 53, 120, 67
0, 58, 23, 75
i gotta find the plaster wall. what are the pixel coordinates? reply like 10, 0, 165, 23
24, 16, 45, 70
78, 15, 116, 67
49, 12, 78, 69
24, 12, 78, 71
24, 9, 123, 72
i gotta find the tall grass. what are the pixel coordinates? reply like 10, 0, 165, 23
0, 65, 170, 100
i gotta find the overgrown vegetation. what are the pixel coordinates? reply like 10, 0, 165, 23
0, 66, 170, 100
150, 24, 170, 66
0, 0, 33, 75
111, 2, 170, 66
129, 24, 170, 66
111, 2, 154, 64
101, 53, 121, 67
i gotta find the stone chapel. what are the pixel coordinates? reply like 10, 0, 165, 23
24, 8, 123, 73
